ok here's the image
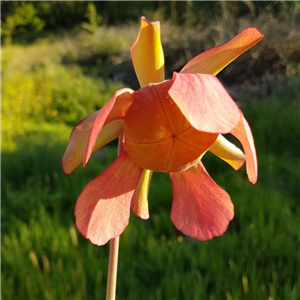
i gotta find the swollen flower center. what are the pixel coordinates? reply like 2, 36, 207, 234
124, 80, 218, 173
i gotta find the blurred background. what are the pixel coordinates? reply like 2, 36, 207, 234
1, 1, 299, 299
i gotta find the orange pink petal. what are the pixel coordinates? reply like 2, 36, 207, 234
169, 72, 240, 133
62, 112, 124, 175
170, 162, 234, 241
75, 152, 143, 246
180, 27, 263, 75
84, 88, 135, 167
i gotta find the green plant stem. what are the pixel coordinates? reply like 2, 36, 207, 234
106, 236, 120, 300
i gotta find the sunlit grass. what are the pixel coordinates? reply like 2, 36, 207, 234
1, 64, 123, 132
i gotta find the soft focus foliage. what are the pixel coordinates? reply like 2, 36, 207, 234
1, 2, 44, 44
81, 2, 103, 33
1, 64, 122, 126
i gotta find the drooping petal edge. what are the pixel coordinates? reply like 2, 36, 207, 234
62, 115, 124, 175
230, 110, 258, 184
75, 152, 143, 246
170, 162, 234, 241
84, 88, 135, 167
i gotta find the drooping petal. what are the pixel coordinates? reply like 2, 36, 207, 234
62, 113, 124, 175
209, 134, 245, 170
180, 27, 263, 75
170, 162, 234, 241
131, 169, 153, 219
75, 152, 143, 246
130, 16, 165, 87
230, 110, 258, 184
84, 88, 135, 167
169, 72, 240, 133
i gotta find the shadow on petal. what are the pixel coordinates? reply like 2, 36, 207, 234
75, 152, 143, 246
62, 118, 124, 175
84, 88, 135, 167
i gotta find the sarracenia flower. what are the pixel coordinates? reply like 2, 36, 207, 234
62, 17, 263, 246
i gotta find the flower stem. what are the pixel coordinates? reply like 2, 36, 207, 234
106, 236, 120, 300
106, 136, 124, 300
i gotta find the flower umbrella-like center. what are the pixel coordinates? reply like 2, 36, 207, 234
124, 80, 218, 173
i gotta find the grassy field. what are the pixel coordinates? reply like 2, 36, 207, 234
2, 21, 300, 300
